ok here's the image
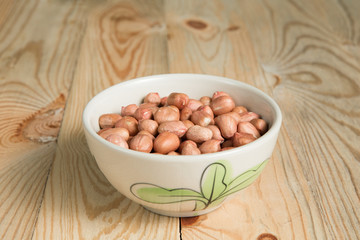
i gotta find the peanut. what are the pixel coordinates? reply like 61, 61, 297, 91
158, 121, 187, 138
180, 106, 192, 121
121, 104, 138, 117
237, 121, 260, 138
186, 125, 213, 143
200, 96, 211, 105
138, 119, 158, 136
133, 107, 152, 121
250, 118, 268, 135
99, 127, 130, 141
197, 105, 214, 119
210, 95, 235, 115
168, 151, 180, 155
182, 119, 195, 129
105, 134, 129, 149
232, 132, 256, 147
129, 133, 153, 153
99, 113, 122, 129
215, 114, 237, 139
167, 93, 189, 110
232, 106, 248, 114
154, 132, 180, 154
186, 99, 203, 112
114, 116, 138, 136
154, 106, 180, 124
199, 139, 221, 154
190, 111, 213, 127
180, 140, 201, 155
238, 112, 260, 122
206, 125, 224, 142
144, 92, 161, 105
212, 91, 229, 100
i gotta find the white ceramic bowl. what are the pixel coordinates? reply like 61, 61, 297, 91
83, 74, 282, 217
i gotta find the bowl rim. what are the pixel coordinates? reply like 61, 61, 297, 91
83, 73, 282, 163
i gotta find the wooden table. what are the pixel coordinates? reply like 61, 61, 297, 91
1, 0, 359, 239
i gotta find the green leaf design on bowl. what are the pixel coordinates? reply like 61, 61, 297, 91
130, 159, 269, 211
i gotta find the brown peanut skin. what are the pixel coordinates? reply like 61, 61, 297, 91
139, 103, 159, 115
180, 140, 201, 155
153, 132, 180, 154
186, 99, 204, 112
250, 118, 268, 135
99, 114, 122, 129
99, 127, 130, 141
190, 111, 213, 127
121, 104, 138, 117
197, 105, 214, 119
167, 151, 180, 155
237, 121, 260, 138
210, 95, 235, 115
133, 108, 152, 121
212, 91, 229, 100
199, 139, 221, 154
215, 115, 237, 139
206, 125, 224, 142
144, 92, 161, 105
185, 125, 213, 143
138, 119, 158, 136
105, 134, 129, 149
180, 107, 192, 121
114, 116, 138, 136
238, 112, 260, 122
129, 134, 153, 153
232, 106, 248, 114
182, 120, 195, 129
154, 106, 180, 124
167, 93, 189, 110
158, 121, 187, 138
222, 139, 233, 148
232, 132, 256, 147
199, 96, 211, 105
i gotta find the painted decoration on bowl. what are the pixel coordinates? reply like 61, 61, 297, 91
130, 159, 269, 211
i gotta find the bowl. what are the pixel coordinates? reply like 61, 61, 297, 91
82, 74, 282, 217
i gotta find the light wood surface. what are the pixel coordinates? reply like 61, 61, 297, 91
0, 0, 359, 239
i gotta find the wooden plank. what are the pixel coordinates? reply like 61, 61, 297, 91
33, 1, 179, 239
166, 0, 360, 239
0, 1, 91, 239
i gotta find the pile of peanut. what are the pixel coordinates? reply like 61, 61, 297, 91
97, 92, 268, 155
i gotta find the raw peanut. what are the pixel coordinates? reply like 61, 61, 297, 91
221, 112, 241, 124
180, 140, 201, 155
154, 132, 180, 154
115, 116, 138, 136
212, 91, 229, 100
182, 120, 194, 129
105, 134, 129, 149
99, 114, 122, 129
186, 99, 203, 112
144, 92, 161, 105
97, 127, 111, 136
222, 139, 233, 148
191, 111, 213, 127
215, 114, 237, 139
199, 139, 221, 154
180, 107, 192, 121
154, 106, 180, 124
250, 119, 268, 135
197, 105, 214, 119
160, 96, 168, 106
200, 96, 211, 105
238, 112, 260, 122
137, 130, 155, 140
221, 147, 235, 151
121, 104, 138, 117
99, 127, 130, 141
133, 108, 152, 121
167, 151, 180, 155
129, 134, 153, 153
138, 119, 158, 136
232, 132, 256, 147
139, 103, 159, 115
167, 93, 189, 110
186, 125, 213, 143
237, 121, 260, 138
168, 105, 180, 114
210, 95, 235, 115
206, 125, 224, 142
158, 121, 187, 138
232, 106, 248, 114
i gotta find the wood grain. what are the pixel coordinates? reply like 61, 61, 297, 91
0, 0, 90, 239
33, 1, 179, 239
168, 0, 360, 239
